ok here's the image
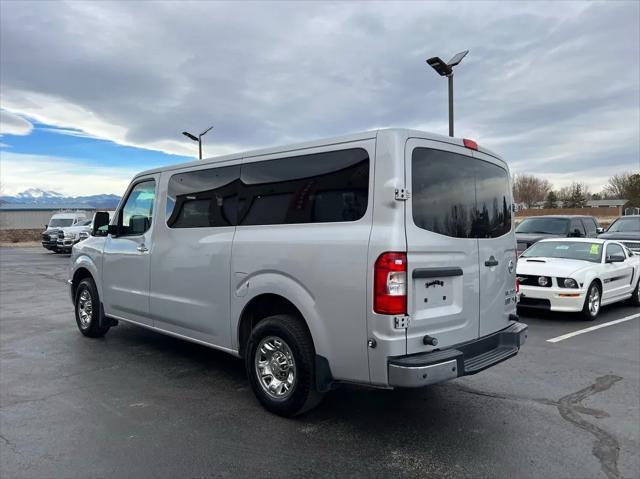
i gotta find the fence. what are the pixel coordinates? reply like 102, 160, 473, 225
516, 207, 621, 217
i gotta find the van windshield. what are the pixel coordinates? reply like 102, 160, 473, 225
48, 219, 74, 227
411, 148, 512, 238
516, 217, 569, 235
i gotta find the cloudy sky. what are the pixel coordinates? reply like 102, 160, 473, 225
1, 0, 638, 197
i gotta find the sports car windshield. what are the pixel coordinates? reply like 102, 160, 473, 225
606, 217, 640, 233
515, 218, 568, 234
521, 241, 602, 263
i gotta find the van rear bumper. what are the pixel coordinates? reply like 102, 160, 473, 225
388, 321, 528, 388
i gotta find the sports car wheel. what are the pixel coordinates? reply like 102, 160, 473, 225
581, 282, 601, 321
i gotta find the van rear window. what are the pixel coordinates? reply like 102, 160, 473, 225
411, 148, 511, 238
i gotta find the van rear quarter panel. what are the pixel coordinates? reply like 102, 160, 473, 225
366, 130, 410, 386
230, 139, 376, 383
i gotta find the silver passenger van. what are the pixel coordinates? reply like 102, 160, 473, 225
69, 129, 527, 416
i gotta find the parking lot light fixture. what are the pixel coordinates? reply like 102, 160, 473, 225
182, 125, 214, 159
426, 50, 469, 138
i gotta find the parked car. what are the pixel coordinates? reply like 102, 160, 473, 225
515, 215, 600, 256
598, 215, 640, 253
58, 211, 116, 253
41, 212, 88, 252
517, 238, 640, 320
69, 128, 527, 416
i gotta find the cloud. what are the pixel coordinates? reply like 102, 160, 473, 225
0, 151, 136, 196
0, 109, 33, 136
0, 1, 638, 191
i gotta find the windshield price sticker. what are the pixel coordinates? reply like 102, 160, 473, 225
590, 244, 600, 255
555, 245, 570, 250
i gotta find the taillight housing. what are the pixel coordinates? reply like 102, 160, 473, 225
374, 252, 407, 315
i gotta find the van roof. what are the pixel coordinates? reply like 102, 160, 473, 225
134, 128, 503, 178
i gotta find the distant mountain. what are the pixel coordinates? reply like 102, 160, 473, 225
0, 189, 121, 209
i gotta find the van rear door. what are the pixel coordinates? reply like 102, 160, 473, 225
473, 150, 516, 337
404, 140, 480, 354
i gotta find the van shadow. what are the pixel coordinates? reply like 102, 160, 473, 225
107, 322, 513, 441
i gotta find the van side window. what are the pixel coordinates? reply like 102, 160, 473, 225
120, 180, 155, 236
411, 148, 511, 238
238, 148, 369, 226
167, 166, 240, 228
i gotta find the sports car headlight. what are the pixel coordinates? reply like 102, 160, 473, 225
537, 276, 549, 287
558, 277, 579, 289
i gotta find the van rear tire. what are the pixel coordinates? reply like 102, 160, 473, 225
245, 314, 324, 417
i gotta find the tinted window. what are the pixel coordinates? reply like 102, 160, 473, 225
570, 219, 586, 236
238, 148, 369, 226
605, 243, 625, 259
119, 180, 155, 236
582, 218, 597, 236
515, 217, 569, 235
607, 217, 640, 233
411, 148, 511, 238
522, 241, 602, 263
167, 166, 240, 228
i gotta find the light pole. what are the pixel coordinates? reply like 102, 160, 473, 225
426, 50, 468, 137
182, 125, 214, 159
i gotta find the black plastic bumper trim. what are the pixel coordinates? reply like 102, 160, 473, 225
389, 321, 528, 378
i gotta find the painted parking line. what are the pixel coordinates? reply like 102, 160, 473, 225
547, 313, 640, 343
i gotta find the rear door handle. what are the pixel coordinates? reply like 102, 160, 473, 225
484, 257, 499, 267
137, 244, 149, 253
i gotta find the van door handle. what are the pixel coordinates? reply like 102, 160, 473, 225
137, 244, 149, 253
484, 257, 499, 267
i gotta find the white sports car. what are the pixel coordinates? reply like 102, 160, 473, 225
517, 238, 640, 320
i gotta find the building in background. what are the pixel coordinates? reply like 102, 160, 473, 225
0, 205, 96, 242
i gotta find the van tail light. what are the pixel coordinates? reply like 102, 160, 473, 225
374, 252, 407, 315
516, 277, 520, 294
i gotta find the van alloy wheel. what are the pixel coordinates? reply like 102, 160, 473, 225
78, 290, 93, 328
254, 336, 296, 399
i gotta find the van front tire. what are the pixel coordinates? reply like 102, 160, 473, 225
245, 315, 324, 417
74, 278, 110, 338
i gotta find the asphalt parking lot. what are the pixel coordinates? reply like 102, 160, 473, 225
1, 246, 638, 479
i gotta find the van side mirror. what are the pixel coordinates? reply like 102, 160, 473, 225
596, 227, 604, 234
92, 212, 110, 236
605, 255, 625, 263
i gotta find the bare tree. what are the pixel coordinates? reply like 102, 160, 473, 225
603, 172, 640, 207
513, 174, 552, 208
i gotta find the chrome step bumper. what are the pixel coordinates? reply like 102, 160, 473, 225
388, 321, 528, 388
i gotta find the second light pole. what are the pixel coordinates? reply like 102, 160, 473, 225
426, 50, 468, 137
182, 125, 214, 160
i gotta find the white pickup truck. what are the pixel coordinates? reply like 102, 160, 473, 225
41, 212, 88, 252
57, 211, 115, 253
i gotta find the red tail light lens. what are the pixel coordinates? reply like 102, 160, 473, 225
516, 278, 520, 294
374, 252, 407, 315
463, 138, 478, 150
